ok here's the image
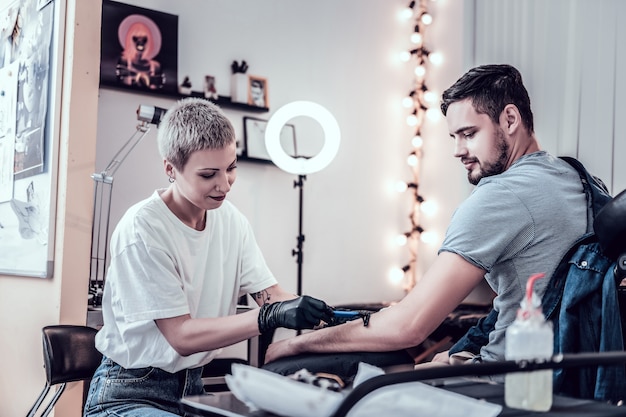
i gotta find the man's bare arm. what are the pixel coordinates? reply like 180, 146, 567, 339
265, 252, 486, 362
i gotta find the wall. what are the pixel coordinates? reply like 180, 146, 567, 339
1, 0, 621, 414
1, 1, 469, 414
469, 0, 625, 195
95, 0, 470, 312
0, 1, 101, 416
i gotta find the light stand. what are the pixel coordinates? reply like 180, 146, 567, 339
292, 175, 306, 296
88, 105, 166, 306
265, 101, 341, 297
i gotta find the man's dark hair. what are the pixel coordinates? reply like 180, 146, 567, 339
440, 64, 534, 133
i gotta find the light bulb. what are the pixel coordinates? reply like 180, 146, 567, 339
410, 33, 423, 45
395, 234, 408, 246
402, 96, 414, 108
429, 51, 443, 66
406, 114, 418, 126
399, 51, 411, 62
407, 154, 418, 167
423, 90, 438, 105
421, 13, 433, 25
426, 107, 441, 121
395, 181, 408, 193
420, 230, 438, 244
412, 135, 423, 148
414, 65, 426, 77
399, 8, 414, 20
420, 200, 438, 216
388, 267, 406, 284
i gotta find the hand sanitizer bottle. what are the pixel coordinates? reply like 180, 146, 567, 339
505, 273, 553, 411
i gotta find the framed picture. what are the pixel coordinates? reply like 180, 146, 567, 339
204, 75, 218, 100
0, 0, 56, 278
243, 117, 297, 163
247, 75, 268, 108
99, 0, 179, 95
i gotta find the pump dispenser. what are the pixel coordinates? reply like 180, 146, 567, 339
504, 273, 553, 411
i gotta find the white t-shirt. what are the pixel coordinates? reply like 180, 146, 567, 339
95, 190, 277, 372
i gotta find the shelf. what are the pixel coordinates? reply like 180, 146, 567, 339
99, 82, 270, 113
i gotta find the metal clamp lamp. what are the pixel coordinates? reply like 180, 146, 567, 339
88, 104, 166, 306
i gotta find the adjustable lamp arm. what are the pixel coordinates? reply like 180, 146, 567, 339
89, 104, 167, 307
92, 121, 150, 184
92, 105, 166, 183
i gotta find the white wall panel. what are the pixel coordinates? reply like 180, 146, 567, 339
470, 0, 623, 195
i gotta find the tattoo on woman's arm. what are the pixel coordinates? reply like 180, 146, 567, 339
252, 290, 271, 305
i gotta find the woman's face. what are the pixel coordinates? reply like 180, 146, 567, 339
174, 141, 238, 211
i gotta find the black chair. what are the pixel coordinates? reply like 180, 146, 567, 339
594, 189, 626, 346
594, 189, 626, 282
27, 325, 102, 417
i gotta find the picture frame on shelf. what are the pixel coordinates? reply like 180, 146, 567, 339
243, 116, 296, 163
247, 75, 268, 108
99, 0, 179, 95
204, 75, 218, 100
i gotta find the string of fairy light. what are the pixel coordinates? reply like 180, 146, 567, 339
391, 0, 442, 291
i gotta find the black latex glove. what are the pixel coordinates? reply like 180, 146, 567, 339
258, 295, 333, 333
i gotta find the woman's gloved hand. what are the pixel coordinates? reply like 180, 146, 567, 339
258, 295, 333, 333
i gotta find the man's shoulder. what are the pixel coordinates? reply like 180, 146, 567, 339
479, 152, 575, 190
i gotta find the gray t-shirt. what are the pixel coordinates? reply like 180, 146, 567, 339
439, 151, 587, 361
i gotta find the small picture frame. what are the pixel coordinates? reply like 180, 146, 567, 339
204, 75, 218, 100
243, 116, 296, 163
247, 75, 268, 108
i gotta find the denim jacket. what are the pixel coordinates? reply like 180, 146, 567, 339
544, 235, 625, 402
449, 157, 625, 402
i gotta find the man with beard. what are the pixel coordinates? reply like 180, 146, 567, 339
265, 64, 589, 369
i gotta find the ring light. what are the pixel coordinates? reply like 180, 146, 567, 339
265, 101, 341, 175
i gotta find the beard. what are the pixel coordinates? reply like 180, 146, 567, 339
467, 127, 509, 185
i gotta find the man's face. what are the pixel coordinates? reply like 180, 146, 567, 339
445, 98, 510, 185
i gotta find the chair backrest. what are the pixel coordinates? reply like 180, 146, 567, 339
27, 325, 102, 417
543, 172, 626, 403
42, 325, 102, 385
594, 188, 626, 262
594, 188, 626, 354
